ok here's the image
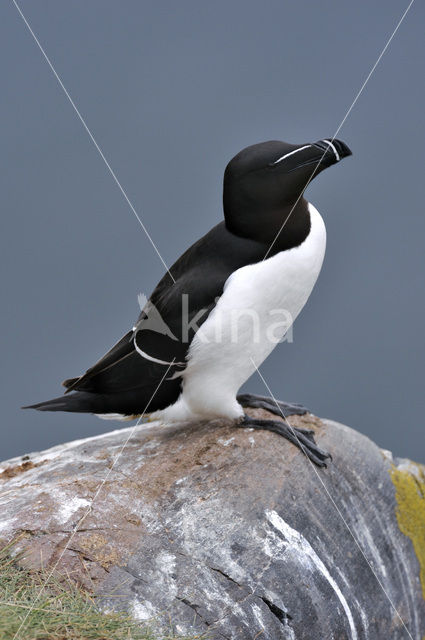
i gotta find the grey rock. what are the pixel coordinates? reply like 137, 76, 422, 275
1, 409, 424, 639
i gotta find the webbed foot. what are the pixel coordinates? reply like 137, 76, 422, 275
239, 414, 331, 467
237, 393, 308, 418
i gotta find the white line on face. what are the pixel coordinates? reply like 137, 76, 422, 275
271, 145, 311, 165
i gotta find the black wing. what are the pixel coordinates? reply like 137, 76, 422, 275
62, 222, 266, 412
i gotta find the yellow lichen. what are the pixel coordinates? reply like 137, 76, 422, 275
389, 462, 425, 601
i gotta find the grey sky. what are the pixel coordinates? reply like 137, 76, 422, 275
1, 0, 424, 462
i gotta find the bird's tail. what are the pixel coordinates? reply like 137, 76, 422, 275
22, 391, 109, 414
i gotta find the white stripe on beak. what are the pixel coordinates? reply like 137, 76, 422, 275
322, 139, 340, 162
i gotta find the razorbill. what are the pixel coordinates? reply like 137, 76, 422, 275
24, 138, 352, 466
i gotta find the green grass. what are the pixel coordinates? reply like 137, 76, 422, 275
0, 539, 200, 640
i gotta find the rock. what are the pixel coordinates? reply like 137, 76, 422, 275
1, 409, 424, 639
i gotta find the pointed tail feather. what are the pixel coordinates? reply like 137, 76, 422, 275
62, 377, 79, 390
22, 391, 108, 414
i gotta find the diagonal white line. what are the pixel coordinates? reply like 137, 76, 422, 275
264, 0, 415, 261
11, 360, 175, 640
271, 145, 312, 165
331, 0, 416, 141
11, 0, 176, 284
250, 357, 414, 640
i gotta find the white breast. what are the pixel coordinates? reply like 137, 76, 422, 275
154, 203, 326, 423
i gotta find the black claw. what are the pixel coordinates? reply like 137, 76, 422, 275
240, 414, 331, 468
308, 454, 328, 468
293, 426, 315, 437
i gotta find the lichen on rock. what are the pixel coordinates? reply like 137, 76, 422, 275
390, 461, 425, 600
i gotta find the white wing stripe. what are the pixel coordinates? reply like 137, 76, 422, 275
133, 336, 185, 367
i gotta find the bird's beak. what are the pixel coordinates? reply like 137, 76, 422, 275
289, 138, 352, 173
313, 138, 352, 162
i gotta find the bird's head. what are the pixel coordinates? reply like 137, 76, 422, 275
223, 138, 352, 244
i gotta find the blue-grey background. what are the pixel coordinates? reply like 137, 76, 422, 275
1, 1, 424, 462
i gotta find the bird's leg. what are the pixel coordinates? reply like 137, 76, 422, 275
237, 393, 308, 418
239, 414, 331, 467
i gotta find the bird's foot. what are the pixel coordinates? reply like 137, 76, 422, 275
239, 414, 331, 467
237, 393, 308, 418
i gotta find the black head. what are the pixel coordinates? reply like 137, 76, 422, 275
223, 138, 352, 246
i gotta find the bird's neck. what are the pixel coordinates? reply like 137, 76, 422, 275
224, 198, 311, 251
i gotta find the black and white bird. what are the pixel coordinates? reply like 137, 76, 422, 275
25, 138, 352, 466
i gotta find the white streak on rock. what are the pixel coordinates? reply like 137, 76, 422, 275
217, 437, 235, 447
380, 449, 393, 463
58, 496, 91, 523
335, 568, 368, 636
156, 551, 176, 575
251, 602, 266, 628
396, 458, 423, 481
354, 512, 387, 578
0, 517, 17, 533
266, 510, 358, 640
131, 598, 156, 621
0, 423, 160, 471
286, 626, 296, 639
